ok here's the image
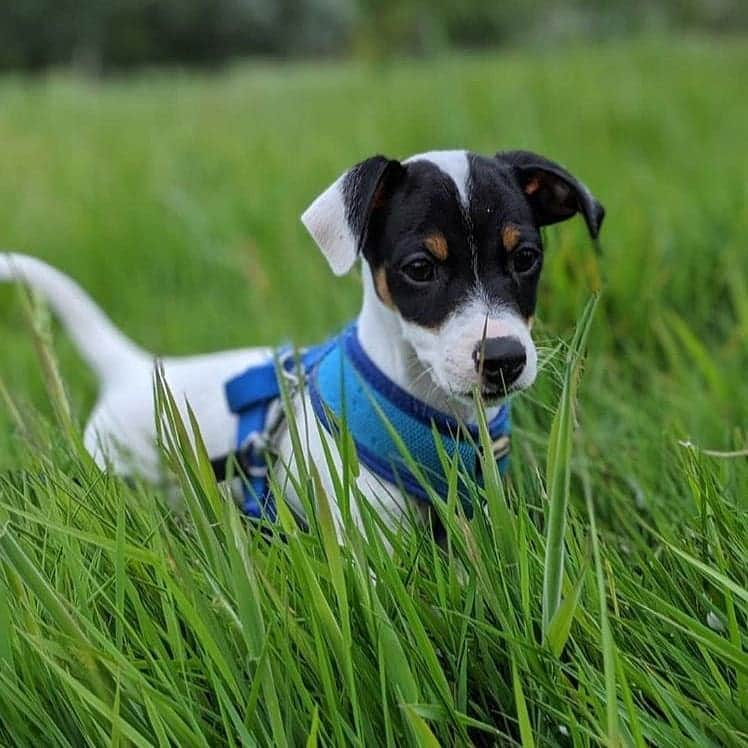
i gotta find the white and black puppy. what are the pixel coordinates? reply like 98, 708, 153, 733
0, 149, 603, 532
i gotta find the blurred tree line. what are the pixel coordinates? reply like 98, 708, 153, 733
0, 0, 745, 71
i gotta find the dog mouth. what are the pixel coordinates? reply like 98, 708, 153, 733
480, 388, 510, 403
480, 389, 513, 404
456, 385, 514, 404
424, 367, 518, 409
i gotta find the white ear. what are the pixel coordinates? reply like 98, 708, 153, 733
301, 174, 357, 276
301, 156, 403, 276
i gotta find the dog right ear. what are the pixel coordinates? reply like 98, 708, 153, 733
301, 156, 404, 275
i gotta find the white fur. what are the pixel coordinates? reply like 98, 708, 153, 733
0, 254, 144, 382
300, 174, 358, 276
405, 150, 471, 207
398, 295, 537, 406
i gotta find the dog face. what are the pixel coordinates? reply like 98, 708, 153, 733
302, 149, 603, 404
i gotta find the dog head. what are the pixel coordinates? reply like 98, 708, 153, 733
302, 149, 604, 405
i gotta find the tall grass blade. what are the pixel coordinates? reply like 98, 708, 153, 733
542, 294, 598, 639
511, 655, 536, 748
585, 476, 620, 746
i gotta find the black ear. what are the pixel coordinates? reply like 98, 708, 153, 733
497, 150, 605, 239
301, 155, 404, 275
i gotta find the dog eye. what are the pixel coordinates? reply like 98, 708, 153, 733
401, 256, 436, 284
511, 247, 540, 276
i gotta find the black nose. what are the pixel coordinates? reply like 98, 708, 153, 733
472, 337, 526, 389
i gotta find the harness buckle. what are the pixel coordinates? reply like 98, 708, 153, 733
237, 430, 270, 475
239, 429, 268, 454
278, 347, 302, 388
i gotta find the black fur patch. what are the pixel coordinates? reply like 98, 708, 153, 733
497, 150, 605, 238
345, 150, 603, 330
342, 156, 403, 251
361, 153, 552, 328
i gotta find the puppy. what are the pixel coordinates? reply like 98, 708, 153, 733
0, 149, 603, 533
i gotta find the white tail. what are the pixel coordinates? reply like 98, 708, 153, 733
0, 253, 147, 384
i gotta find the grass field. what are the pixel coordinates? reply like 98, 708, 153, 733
1, 36, 747, 746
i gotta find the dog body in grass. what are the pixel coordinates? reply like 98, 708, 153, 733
1, 150, 603, 532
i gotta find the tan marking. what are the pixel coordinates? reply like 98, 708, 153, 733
502, 224, 521, 252
374, 267, 394, 308
528, 315, 534, 330
424, 233, 448, 261
524, 176, 541, 195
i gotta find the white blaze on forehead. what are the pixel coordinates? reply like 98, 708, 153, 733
404, 150, 471, 208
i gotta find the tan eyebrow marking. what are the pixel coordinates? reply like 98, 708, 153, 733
502, 224, 521, 252
424, 232, 449, 261
374, 267, 394, 309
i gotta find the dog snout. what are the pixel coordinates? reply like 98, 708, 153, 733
472, 336, 526, 389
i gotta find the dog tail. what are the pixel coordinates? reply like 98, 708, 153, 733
0, 253, 148, 383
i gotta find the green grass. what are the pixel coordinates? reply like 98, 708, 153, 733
1, 35, 747, 746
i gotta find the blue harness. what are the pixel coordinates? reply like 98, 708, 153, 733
222, 324, 511, 520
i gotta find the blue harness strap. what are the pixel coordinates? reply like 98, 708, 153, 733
308, 326, 510, 510
223, 324, 511, 519
224, 343, 331, 519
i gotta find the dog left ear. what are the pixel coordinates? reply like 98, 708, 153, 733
497, 150, 605, 239
301, 155, 404, 275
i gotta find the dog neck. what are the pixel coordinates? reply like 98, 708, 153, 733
357, 265, 482, 424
